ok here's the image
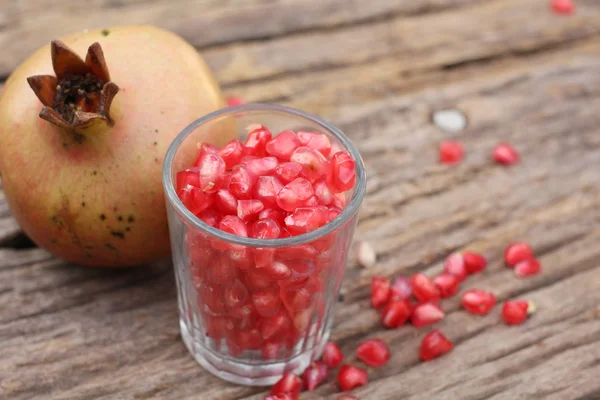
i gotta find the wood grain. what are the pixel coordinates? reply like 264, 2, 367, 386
1, 0, 600, 399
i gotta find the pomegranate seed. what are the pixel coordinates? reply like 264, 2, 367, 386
266, 130, 301, 161
276, 178, 315, 212
263, 260, 291, 280
389, 276, 412, 301
261, 340, 285, 360
265, 393, 294, 400
208, 254, 238, 285
252, 289, 282, 317
274, 161, 303, 183
551, 0, 574, 15
381, 299, 412, 328
259, 309, 292, 340
502, 300, 536, 325
297, 131, 332, 157
229, 165, 257, 199
313, 177, 334, 206
200, 283, 227, 315
215, 189, 238, 215
290, 146, 329, 182
237, 199, 264, 222
420, 329, 453, 361
302, 361, 328, 391
229, 301, 258, 322
251, 218, 281, 240
371, 276, 391, 308
337, 365, 368, 392
176, 167, 200, 191
284, 206, 329, 235
411, 302, 445, 327
336, 396, 361, 400
493, 143, 519, 165
356, 339, 390, 367
328, 206, 342, 222
463, 251, 487, 274
270, 372, 303, 398
197, 208, 221, 227
330, 151, 356, 193
461, 289, 496, 315
218, 139, 244, 169
443, 253, 468, 282
258, 208, 287, 225
255, 176, 284, 207
243, 156, 279, 177
504, 242, 534, 267
218, 215, 248, 238
322, 341, 344, 368
178, 185, 214, 215
223, 279, 249, 309
410, 273, 440, 303
226, 96, 245, 107
439, 141, 464, 165
356, 241, 376, 268
245, 266, 274, 291
244, 125, 272, 157
514, 258, 541, 277
198, 153, 226, 193
305, 196, 319, 207
433, 274, 459, 298
236, 328, 262, 350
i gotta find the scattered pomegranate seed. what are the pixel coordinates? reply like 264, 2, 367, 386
356, 339, 390, 367
411, 302, 445, 327
443, 253, 468, 282
356, 241, 376, 268
389, 276, 412, 301
433, 274, 459, 298
322, 341, 344, 368
419, 329, 453, 361
461, 289, 496, 315
270, 372, 303, 398
551, 0, 574, 15
336, 395, 361, 400
514, 258, 541, 277
264, 394, 294, 400
439, 141, 464, 165
381, 299, 412, 328
463, 251, 487, 274
410, 273, 440, 303
504, 242, 534, 266
302, 361, 328, 391
226, 96, 245, 107
502, 300, 536, 325
371, 276, 391, 308
492, 143, 519, 165
337, 365, 368, 392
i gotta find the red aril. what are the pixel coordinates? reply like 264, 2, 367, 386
284, 206, 329, 235
243, 156, 279, 176
223, 279, 249, 309
197, 208, 221, 227
245, 266, 275, 291
200, 283, 227, 315
276, 178, 315, 212
265, 394, 294, 400
229, 165, 257, 199
463, 251, 487, 274
297, 131, 332, 157
218, 215, 248, 238
371, 276, 391, 308
263, 260, 291, 280
303, 361, 328, 391
390, 276, 412, 301
266, 130, 301, 161
411, 302, 445, 327
443, 253, 468, 282
322, 341, 344, 368
330, 151, 356, 193
356, 339, 390, 367
336, 396, 360, 400
251, 289, 282, 317
251, 218, 281, 240
514, 258, 541, 277
198, 153, 226, 193
337, 365, 368, 391
236, 328, 262, 350
420, 329, 453, 361
176, 167, 200, 191
504, 242, 534, 267
382, 299, 412, 328
290, 146, 329, 182
215, 189, 238, 215
314, 177, 334, 206
237, 199, 264, 222
229, 301, 258, 323
178, 185, 214, 215
461, 289, 496, 315
410, 273, 441, 303
262, 340, 285, 360
226, 96, 244, 107
332, 191, 348, 209
433, 274, 459, 298
502, 300, 535, 325
244, 125, 272, 157
305, 196, 319, 207
218, 139, 244, 169
439, 141, 464, 165
208, 253, 237, 285
328, 206, 342, 222
259, 309, 292, 340
270, 372, 303, 398
259, 209, 287, 225
276, 243, 318, 260
254, 176, 284, 207
493, 143, 519, 165
274, 161, 303, 183
551, 0, 574, 15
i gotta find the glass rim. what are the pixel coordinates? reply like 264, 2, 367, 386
162, 103, 366, 248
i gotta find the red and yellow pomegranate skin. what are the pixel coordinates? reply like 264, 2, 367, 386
0, 26, 228, 267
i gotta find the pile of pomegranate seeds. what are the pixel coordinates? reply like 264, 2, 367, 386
504, 241, 542, 277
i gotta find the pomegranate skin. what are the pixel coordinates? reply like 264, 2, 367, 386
0, 26, 227, 267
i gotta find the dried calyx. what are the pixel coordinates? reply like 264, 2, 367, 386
27, 40, 119, 136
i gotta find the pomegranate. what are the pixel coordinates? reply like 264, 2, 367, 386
0, 26, 227, 266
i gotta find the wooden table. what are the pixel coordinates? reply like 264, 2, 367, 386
2, 1, 600, 399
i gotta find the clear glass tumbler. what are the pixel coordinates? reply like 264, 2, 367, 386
162, 104, 366, 386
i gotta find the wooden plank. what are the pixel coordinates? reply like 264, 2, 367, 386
1, 38, 599, 398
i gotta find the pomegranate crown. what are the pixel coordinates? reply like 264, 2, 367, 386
27, 40, 119, 135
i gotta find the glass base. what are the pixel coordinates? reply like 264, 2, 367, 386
180, 319, 329, 386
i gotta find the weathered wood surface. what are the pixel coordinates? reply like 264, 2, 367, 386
2, 1, 600, 399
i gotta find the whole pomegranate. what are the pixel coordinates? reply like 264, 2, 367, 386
0, 26, 230, 267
